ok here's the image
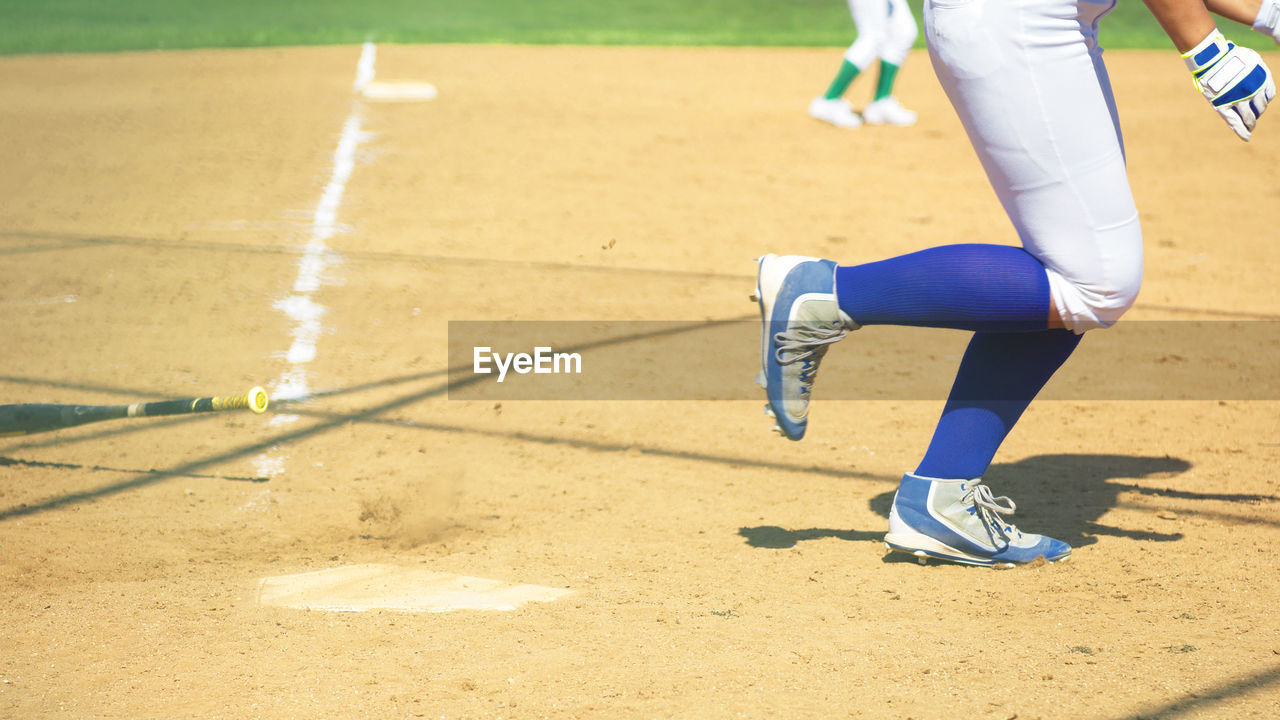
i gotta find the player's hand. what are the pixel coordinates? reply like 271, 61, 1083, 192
1183, 29, 1275, 141
1256, 0, 1280, 47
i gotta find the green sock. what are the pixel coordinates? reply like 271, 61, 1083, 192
874, 61, 900, 101
823, 60, 861, 100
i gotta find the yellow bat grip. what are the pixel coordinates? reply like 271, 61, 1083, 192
209, 387, 269, 414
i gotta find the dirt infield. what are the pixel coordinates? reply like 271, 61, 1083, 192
2, 43, 1279, 719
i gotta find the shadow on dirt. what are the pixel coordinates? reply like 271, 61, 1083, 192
984, 452, 1275, 548
737, 526, 883, 548
742, 452, 1278, 551
871, 453, 1200, 549
0, 319, 869, 521
0, 454, 267, 483
1115, 661, 1280, 720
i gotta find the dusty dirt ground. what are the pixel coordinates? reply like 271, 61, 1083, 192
1, 42, 1279, 719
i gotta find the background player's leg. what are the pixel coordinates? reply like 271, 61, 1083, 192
809, 55, 865, 127
863, 0, 919, 125
810, 0, 887, 127
822, 59, 861, 101
873, 60, 900, 102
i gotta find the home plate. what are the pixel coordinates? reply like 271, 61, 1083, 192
257, 564, 571, 613
361, 81, 437, 102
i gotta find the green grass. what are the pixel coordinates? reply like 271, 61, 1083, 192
0, 0, 1272, 54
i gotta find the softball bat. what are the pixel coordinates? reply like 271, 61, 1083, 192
0, 386, 269, 437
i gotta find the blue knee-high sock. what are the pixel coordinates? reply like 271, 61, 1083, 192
833, 243, 1079, 479
835, 244, 1051, 332
915, 330, 1082, 479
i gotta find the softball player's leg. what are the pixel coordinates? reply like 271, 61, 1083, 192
862, 0, 920, 126
810, 0, 894, 128
759, 0, 1141, 565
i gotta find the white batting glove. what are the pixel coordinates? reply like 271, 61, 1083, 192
1256, 0, 1280, 46
1183, 29, 1275, 141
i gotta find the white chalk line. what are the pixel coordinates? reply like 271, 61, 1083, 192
1, 294, 77, 307
354, 41, 376, 93
245, 50, 561, 607
252, 42, 377, 479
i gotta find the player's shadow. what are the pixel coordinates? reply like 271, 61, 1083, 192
738, 526, 883, 549
867, 453, 1273, 549
742, 453, 1276, 551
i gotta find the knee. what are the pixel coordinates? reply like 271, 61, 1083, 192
844, 38, 878, 70
873, 6, 917, 67
1080, 267, 1142, 328
1050, 246, 1143, 331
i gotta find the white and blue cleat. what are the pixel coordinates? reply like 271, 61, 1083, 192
884, 472, 1071, 567
752, 254, 856, 441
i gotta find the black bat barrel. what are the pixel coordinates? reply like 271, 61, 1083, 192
136, 398, 216, 417
0, 403, 127, 436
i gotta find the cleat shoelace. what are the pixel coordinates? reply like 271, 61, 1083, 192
773, 323, 848, 394
962, 480, 1022, 549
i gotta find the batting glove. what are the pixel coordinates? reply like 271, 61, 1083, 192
1256, 0, 1280, 46
1183, 29, 1275, 141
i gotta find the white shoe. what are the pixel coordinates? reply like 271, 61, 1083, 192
753, 254, 857, 440
884, 473, 1071, 567
862, 97, 917, 126
808, 97, 862, 128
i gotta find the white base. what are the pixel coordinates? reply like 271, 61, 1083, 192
257, 564, 571, 612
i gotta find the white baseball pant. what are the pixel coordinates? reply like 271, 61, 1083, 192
845, 0, 919, 70
925, 0, 1144, 331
